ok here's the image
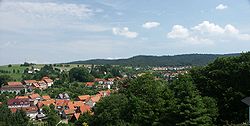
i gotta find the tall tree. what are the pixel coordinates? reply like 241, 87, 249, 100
170, 76, 217, 125
190, 52, 250, 124
69, 67, 94, 82
0, 75, 12, 87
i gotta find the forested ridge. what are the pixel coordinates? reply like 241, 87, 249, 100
69, 53, 240, 66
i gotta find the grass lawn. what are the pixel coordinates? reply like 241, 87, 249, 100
0, 64, 87, 81
0, 64, 28, 81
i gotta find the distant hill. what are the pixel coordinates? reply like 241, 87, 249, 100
68, 53, 240, 66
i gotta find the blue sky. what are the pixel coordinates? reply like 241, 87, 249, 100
0, 0, 250, 65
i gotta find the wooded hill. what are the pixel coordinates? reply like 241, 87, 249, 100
68, 53, 240, 66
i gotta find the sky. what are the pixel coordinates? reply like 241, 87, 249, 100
0, 0, 250, 65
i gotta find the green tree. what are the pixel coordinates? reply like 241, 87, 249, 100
46, 104, 60, 126
0, 75, 12, 87
69, 67, 94, 82
170, 76, 217, 125
91, 94, 129, 126
190, 52, 250, 124
10, 109, 29, 126
75, 113, 92, 126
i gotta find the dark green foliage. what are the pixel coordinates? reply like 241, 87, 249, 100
20, 62, 34, 67
75, 113, 92, 126
69, 67, 94, 82
69, 54, 240, 66
90, 74, 217, 126
45, 104, 60, 126
190, 52, 250, 124
170, 76, 216, 125
0, 75, 12, 87
0, 105, 29, 126
91, 94, 129, 126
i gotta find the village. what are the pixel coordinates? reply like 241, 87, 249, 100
0, 63, 192, 125
0, 75, 119, 125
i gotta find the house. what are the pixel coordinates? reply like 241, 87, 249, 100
85, 82, 94, 87
1, 82, 27, 94
36, 110, 47, 121
77, 95, 90, 102
31, 82, 40, 89
15, 95, 29, 99
37, 81, 47, 90
42, 95, 51, 100
104, 78, 115, 85
23, 80, 37, 86
94, 78, 106, 84
79, 104, 91, 113
55, 99, 69, 110
57, 93, 70, 100
29, 93, 42, 105
85, 94, 101, 108
98, 90, 111, 97
22, 106, 39, 119
37, 99, 55, 108
7, 98, 30, 108
42, 77, 53, 87
62, 109, 75, 119
70, 113, 80, 121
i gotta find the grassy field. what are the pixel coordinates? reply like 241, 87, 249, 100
0, 64, 28, 81
0, 64, 89, 81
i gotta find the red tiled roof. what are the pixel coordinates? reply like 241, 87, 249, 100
42, 99, 55, 106
90, 94, 101, 103
7, 82, 23, 86
74, 113, 81, 120
55, 99, 69, 107
7, 98, 30, 106
37, 81, 46, 84
29, 93, 41, 99
94, 78, 106, 82
43, 78, 53, 83
80, 104, 91, 113
77, 95, 90, 101
73, 101, 84, 107
85, 82, 94, 87
42, 95, 51, 100
32, 83, 40, 88
67, 101, 75, 110
64, 109, 75, 115
15, 96, 29, 99
22, 106, 38, 113
23, 80, 37, 84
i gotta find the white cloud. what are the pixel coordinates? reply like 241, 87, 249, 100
167, 21, 250, 44
112, 27, 138, 38
142, 21, 160, 29
167, 25, 189, 39
0, 1, 110, 33
192, 21, 224, 34
0, 1, 93, 19
216, 4, 228, 10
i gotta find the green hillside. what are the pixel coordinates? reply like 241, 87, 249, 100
68, 53, 240, 66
